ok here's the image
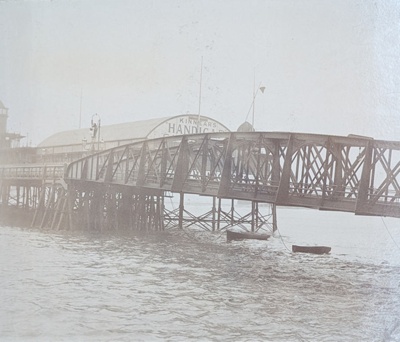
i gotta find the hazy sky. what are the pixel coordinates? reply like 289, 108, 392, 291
0, 0, 399, 145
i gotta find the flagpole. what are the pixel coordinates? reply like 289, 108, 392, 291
252, 70, 255, 129
197, 56, 203, 133
79, 88, 83, 129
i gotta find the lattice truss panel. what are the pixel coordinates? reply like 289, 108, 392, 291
171, 135, 229, 194
69, 139, 182, 187
287, 140, 367, 200
369, 146, 400, 204
223, 134, 284, 200
67, 134, 231, 195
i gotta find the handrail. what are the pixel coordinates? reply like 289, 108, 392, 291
0, 164, 65, 180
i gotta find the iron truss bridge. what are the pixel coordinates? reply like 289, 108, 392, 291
65, 131, 400, 218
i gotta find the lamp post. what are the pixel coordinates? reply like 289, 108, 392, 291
90, 113, 101, 152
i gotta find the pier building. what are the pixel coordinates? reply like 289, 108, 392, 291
37, 114, 230, 163
0, 100, 29, 164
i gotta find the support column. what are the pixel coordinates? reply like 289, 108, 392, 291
67, 186, 75, 231
41, 184, 56, 229
24, 186, 28, 209
230, 199, 234, 226
16, 186, 20, 209
272, 203, 277, 233
217, 198, 222, 230
1, 183, 9, 208
212, 196, 216, 232
57, 193, 68, 230
32, 184, 46, 227
251, 201, 255, 232
133, 194, 140, 229
179, 192, 184, 229
160, 195, 165, 231
51, 188, 63, 229
255, 201, 259, 232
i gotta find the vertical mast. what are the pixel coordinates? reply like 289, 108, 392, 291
197, 56, 203, 133
252, 69, 255, 129
79, 89, 83, 129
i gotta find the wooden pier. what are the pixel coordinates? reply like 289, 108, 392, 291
1, 131, 400, 233
0, 165, 275, 234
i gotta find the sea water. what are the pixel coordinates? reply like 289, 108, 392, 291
0, 206, 399, 341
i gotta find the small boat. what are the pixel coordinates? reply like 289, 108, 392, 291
292, 245, 331, 255
227, 230, 271, 242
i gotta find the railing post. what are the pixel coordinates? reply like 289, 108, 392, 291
218, 133, 235, 198
356, 140, 373, 214
275, 134, 294, 205
171, 136, 189, 193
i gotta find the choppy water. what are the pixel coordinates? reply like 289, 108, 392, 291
1, 207, 400, 341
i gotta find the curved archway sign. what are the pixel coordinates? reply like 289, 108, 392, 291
147, 115, 230, 139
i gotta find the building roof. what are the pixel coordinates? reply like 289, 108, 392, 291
237, 121, 254, 132
38, 114, 230, 148
0, 100, 6, 109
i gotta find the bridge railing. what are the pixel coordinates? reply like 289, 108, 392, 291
0, 164, 65, 181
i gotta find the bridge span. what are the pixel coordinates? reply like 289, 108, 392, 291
1, 131, 400, 232
65, 131, 400, 218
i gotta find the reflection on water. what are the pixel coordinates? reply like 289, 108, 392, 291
0, 207, 400, 341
